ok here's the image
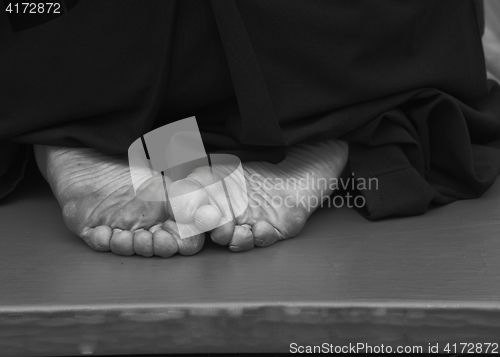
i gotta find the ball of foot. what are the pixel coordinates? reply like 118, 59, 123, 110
194, 205, 222, 231
167, 179, 209, 223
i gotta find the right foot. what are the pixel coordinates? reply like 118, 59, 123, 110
34, 145, 205, 257
34, 138, 347, 257
166, 139, 348, 252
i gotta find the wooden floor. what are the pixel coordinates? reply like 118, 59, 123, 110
1, 163, 500, 355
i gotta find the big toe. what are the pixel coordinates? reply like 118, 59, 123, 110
167, 179, 209, 224
194, 204, 222, 232
152, 229, 178, 257
210, 220, 235, 245
163, 220, 205, 256
81, 225, 112, 252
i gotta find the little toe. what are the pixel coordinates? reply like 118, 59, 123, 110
163, 220, 205, 256
81, 225, 112, 252
229, 225, 254, 252
152, 229, 178, 258
133, 229, 154, 257
110, 229, 135, 256
210, 220, 235, 246
252, 220, 282, 247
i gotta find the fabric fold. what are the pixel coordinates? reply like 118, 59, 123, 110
1, 0, 499, 222
345, 83, 500, 219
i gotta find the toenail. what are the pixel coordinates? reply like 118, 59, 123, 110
230, 245, 241, 251
255, 238, 265, 246
149, 223, 163, 233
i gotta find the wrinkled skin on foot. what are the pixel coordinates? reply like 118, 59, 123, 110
34, 145, 204, 257
34, 139, 347, 257
171, 139, 348, 252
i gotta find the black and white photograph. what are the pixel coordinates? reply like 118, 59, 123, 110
1, 0, 500, 355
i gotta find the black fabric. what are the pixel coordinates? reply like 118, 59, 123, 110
0, 141, 29, 200
475, 0, 485, 36
1, 0, 499, 220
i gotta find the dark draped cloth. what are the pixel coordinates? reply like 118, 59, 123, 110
1, 0, 499, 220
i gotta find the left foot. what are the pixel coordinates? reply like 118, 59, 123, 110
33, 145, 205, 257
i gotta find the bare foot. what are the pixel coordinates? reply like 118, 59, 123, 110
34, 139, 347, 256
169, 139, 348, 252
34, 145, 204, 257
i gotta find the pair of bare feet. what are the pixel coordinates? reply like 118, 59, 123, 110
33, 139, 348, 257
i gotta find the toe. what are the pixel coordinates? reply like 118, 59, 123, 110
133, 229, 154, 257
229, 225, 254, 252
194, 204, 222, 232
163, 220, 205, 256
178, 236, 205, 255
252, 220, 282, 247
149, 223, 163, 234
176, 234, 205, 256
110, 229, 135, 256
81, 225, 112, 252
210, 220, 235, 245
167, 179, 209, 224
152, 229, 178, 257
